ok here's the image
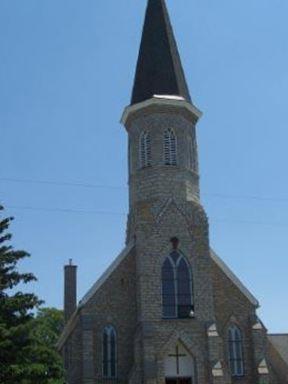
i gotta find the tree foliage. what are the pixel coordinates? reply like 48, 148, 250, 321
0, 205, 64, 384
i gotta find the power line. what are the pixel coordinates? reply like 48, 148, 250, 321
213, 218, 288, 228
202, 192, 288, 203
4, 204, 288, 228
6, 205, 126, 217
0, 177, 125, 190
1, 176, 288, 203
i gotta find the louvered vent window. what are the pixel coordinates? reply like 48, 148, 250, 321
164, 129, 177, 166
139, 131, 151, 168
188, 134, 198, 172
192, 136, 198, 172
188, 137, 193, 170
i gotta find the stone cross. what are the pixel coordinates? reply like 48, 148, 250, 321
169, 345, 187, 374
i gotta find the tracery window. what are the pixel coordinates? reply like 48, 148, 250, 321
103, 325, 117, 378
228, 325, 244, 377
139, 131, 151, 168
164, 128, 177, 166
162, 251, 193, 318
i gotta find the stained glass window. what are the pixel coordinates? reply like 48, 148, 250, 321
162, 251, 193, 318
103, 326, 117, 378
228, 325, 244, 377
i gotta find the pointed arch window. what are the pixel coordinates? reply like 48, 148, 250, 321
228, 325, 244, 377
188, 134, 198, 172
139, 131, 151, 168
164, 128, 177, 166
103, 326, 117, 378
162, 251, 193, 318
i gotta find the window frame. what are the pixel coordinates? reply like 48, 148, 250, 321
139, 130, 151, 169
228, 324, 245, 377
102, 325, 117, 379
161, 251, 194, 319
164, 128, 177, 166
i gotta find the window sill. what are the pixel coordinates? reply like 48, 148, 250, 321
162, 316, 195, 321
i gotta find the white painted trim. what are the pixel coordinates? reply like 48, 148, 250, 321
154, 94, 185, 101
210, 249, 259, 308
121, 96, 202, 125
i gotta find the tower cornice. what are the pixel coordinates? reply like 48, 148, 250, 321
121, 96, 202, 127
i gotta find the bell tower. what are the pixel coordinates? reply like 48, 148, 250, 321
121, 1, 229, 383
122, 0, 202, 244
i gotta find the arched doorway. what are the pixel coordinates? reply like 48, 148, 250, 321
164, 342, 196, 384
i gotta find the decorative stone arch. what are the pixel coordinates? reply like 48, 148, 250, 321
155, 198, 208, 237
157, 331, 201, 383
156, 198, 190, 226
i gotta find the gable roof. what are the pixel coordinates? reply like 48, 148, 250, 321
57, 241, 135, 350
131, 0, 192, 105
269, 334, 288, 365
79, 241, 135, 307
210, 249, 259, 307
58, 242, 260, 350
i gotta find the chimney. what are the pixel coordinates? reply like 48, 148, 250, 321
64, 259, 77, 323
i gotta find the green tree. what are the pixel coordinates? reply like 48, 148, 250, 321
30, 308, 65, 384
33, 308, 64, 349
0, 205, 64, 383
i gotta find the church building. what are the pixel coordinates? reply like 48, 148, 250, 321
57, 0, 288, 383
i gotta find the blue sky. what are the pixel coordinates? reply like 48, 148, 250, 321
0, 0, 287, 333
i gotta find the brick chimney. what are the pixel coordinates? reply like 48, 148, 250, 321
64, 259, 77, 323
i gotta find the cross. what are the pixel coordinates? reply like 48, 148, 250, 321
168, 345, 186, 374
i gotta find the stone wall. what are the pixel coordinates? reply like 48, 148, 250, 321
85, 247, 137, 382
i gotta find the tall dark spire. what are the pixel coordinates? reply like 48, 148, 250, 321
131, 0, 192, 105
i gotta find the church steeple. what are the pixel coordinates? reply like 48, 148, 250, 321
131, 0, 192, 105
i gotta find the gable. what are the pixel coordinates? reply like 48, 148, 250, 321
210, 249, 259, 308
269, 334, 288, 365
57, 241, 135, 350
79, 241, 135, 307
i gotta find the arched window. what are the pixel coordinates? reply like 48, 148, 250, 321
188, 135, 198, 172
188, 136, 193, 170
228, 325, 244, 377
139, 131, 151, 168
162, 251, 193, 318
164, 129, 177, 166
103, 326, 117, 378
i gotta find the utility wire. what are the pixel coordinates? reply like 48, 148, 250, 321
0, 177, 124, 190
1, 176, 288, 203
4, 204, 288, 228
6, 205, 126, 216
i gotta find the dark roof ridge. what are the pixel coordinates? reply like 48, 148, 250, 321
269, 333, 288, 336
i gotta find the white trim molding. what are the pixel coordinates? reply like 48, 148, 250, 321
121, 96, 203, 126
